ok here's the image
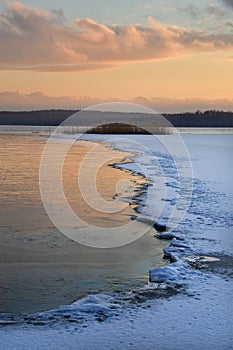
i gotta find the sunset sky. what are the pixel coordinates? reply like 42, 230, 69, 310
0, 0, 232, 111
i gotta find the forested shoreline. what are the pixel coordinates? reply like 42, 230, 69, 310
0, 109, 232, 127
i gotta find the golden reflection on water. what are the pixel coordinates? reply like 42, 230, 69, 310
62, 141, 143, 227
0, 134, 144, 228
0, 134, 168, 314
0, 135, 44, 206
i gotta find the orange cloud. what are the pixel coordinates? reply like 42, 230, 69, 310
0, 2, 233, 72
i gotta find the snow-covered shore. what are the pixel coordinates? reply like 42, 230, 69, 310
0, 133, 232, 350
1, 272, 232, 350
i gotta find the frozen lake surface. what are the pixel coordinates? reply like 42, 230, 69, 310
0, 132, 232, 349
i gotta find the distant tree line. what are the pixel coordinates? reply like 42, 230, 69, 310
0, 109, 232, 128
87, 123, 152, 134
163, 110, 233, 127
0, 110, 78, 126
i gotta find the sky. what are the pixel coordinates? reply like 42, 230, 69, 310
0, 0, 232, 112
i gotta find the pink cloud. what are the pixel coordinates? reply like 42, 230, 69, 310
0, 90, 232, 112
0, 2, 233, 72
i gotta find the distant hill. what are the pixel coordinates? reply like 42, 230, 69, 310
0, 109, 232, 128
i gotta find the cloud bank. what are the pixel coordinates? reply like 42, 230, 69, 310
0, 91, 232, 113
0, 2, 233, 72
222, 0, 233, 9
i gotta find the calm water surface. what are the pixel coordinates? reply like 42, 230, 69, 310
0, 134, 167, 314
